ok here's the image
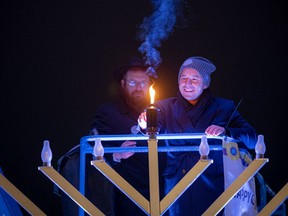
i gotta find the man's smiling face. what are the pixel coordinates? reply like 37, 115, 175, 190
178, 68, 208, 105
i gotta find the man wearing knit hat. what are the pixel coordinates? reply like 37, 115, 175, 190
178, 56, 216, 86
177, 56, 216, 105
138, 56, 257, 215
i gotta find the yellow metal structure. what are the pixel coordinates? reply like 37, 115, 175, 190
38, 166, 104, 216
0, 173, 46, 216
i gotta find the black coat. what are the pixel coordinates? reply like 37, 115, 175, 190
155, 89, 257, 216
91, 96, 166, 216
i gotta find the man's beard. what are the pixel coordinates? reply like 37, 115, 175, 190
124, 89, 149, 113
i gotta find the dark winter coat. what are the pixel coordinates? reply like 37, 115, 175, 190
91, 95, 166, 216
155, 89, 257, 216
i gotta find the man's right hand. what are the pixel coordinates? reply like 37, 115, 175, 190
138, 111, 147, 129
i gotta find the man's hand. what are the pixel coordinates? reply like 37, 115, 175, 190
138, 111, 147, 129
205, 125, 225, 136
113, 141, 136, 161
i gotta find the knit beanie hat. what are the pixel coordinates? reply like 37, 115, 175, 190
178, 56, 216, 87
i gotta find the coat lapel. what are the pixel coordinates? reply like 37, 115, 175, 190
171, 100, 195, 133
194, 100, 219, 131
171, 98, 219, 133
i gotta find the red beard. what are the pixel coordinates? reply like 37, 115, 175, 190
125, 89, 149, 113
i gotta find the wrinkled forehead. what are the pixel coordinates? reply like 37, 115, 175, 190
124, 69, 150, 81
180, 68, 202, 78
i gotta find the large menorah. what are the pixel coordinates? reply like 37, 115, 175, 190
1, 132, 287, 215
77, 133, 269, 216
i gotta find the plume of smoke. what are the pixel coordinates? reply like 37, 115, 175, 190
137, 0, 183, 77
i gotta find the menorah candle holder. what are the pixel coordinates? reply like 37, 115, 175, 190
146, 105, 159, 135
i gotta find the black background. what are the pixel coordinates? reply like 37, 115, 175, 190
1, 0, 287, 215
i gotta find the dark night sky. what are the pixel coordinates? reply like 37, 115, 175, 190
1, 0, 287, 215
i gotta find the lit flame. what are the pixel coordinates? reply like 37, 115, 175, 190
149, 85, 155, 105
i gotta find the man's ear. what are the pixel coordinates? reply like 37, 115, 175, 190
121, 79, 125, 88
203, 84, 208, 89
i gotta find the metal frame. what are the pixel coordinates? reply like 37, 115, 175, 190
79, 133, 224, 216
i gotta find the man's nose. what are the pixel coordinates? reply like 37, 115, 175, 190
134, 82, 145, 89
185, 79, 193, 85
135, 84, 143, 90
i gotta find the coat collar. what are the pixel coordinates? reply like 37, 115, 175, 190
172, 89, 218, 132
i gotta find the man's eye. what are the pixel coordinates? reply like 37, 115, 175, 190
129, 81, 136, 86
181, 78, 187, 81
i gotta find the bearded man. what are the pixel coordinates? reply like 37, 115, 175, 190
90, 56, 166, 216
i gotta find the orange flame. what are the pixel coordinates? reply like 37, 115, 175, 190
149, 85, 155, 105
